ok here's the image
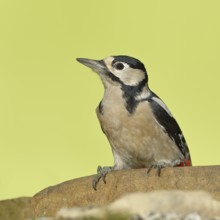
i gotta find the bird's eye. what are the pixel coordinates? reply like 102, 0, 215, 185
114, 62, 124, 70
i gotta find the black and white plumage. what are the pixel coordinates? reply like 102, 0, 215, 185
77, 55, 191, 189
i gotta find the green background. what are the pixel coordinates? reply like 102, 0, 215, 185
0, 0, 219, 200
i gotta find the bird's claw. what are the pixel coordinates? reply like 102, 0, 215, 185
92, 166, 113, 190
147, 164, 163, 176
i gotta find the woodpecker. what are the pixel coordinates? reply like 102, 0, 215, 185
76, 55, 192, 190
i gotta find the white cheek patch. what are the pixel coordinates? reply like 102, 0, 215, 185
121, 68, 145, 86
112, 67, 145, 86
103, 56, 146, 86
112, 63, 129, 77
152, 97, 173, 117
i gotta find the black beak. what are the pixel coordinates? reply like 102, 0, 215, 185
76, 58, 106, 73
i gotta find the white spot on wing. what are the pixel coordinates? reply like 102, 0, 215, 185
136, 87, 151, 101
179, 133, 186, 147
152, 97, 173, 117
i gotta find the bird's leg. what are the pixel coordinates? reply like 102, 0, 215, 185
147, 158, 187, 176
147, 164, 163, 176
147, 165, 154, 175
157, 165, 162, 176
92, 165, 114, 190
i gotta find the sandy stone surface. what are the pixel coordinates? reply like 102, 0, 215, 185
31, 165, 220, 217
1, 166, 220, 219
57, 190, 220, 219
0, 197, 32, 220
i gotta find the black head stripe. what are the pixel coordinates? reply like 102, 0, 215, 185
104, 56, 148, 114
122, 77, 147, 99
122, 77, 148, 114
105, 70, 147, 114
112, 55, 147, 73
106, 71, 122, 84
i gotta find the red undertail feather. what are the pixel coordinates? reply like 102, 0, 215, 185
178, 159, 192, 167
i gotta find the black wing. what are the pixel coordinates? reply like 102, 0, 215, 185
147, 91, 191, 161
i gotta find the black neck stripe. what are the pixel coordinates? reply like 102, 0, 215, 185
105, 70, 148, 114
106, 71, 122, 84
121, 77, 147, 114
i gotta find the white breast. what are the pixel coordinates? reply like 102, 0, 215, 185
96, 87, 182, 170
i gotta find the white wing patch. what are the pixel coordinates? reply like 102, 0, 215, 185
151, 97, 173, 117
179, 134, 185, 147
136, 87, 151, 101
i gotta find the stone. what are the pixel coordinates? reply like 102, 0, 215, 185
0, 197, 32, 220
32, 165, 220, 217
57, 190, 220, 219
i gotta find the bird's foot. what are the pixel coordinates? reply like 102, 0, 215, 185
147, 158, 190, 176
147, 164, 164, 176
92, 166, 114, 190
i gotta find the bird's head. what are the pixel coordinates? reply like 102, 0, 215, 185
76, 55, 148, 87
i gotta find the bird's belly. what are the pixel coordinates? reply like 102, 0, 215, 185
97, 101, 181, 169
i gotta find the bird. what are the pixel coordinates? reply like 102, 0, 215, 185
76, 55, 192, 190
